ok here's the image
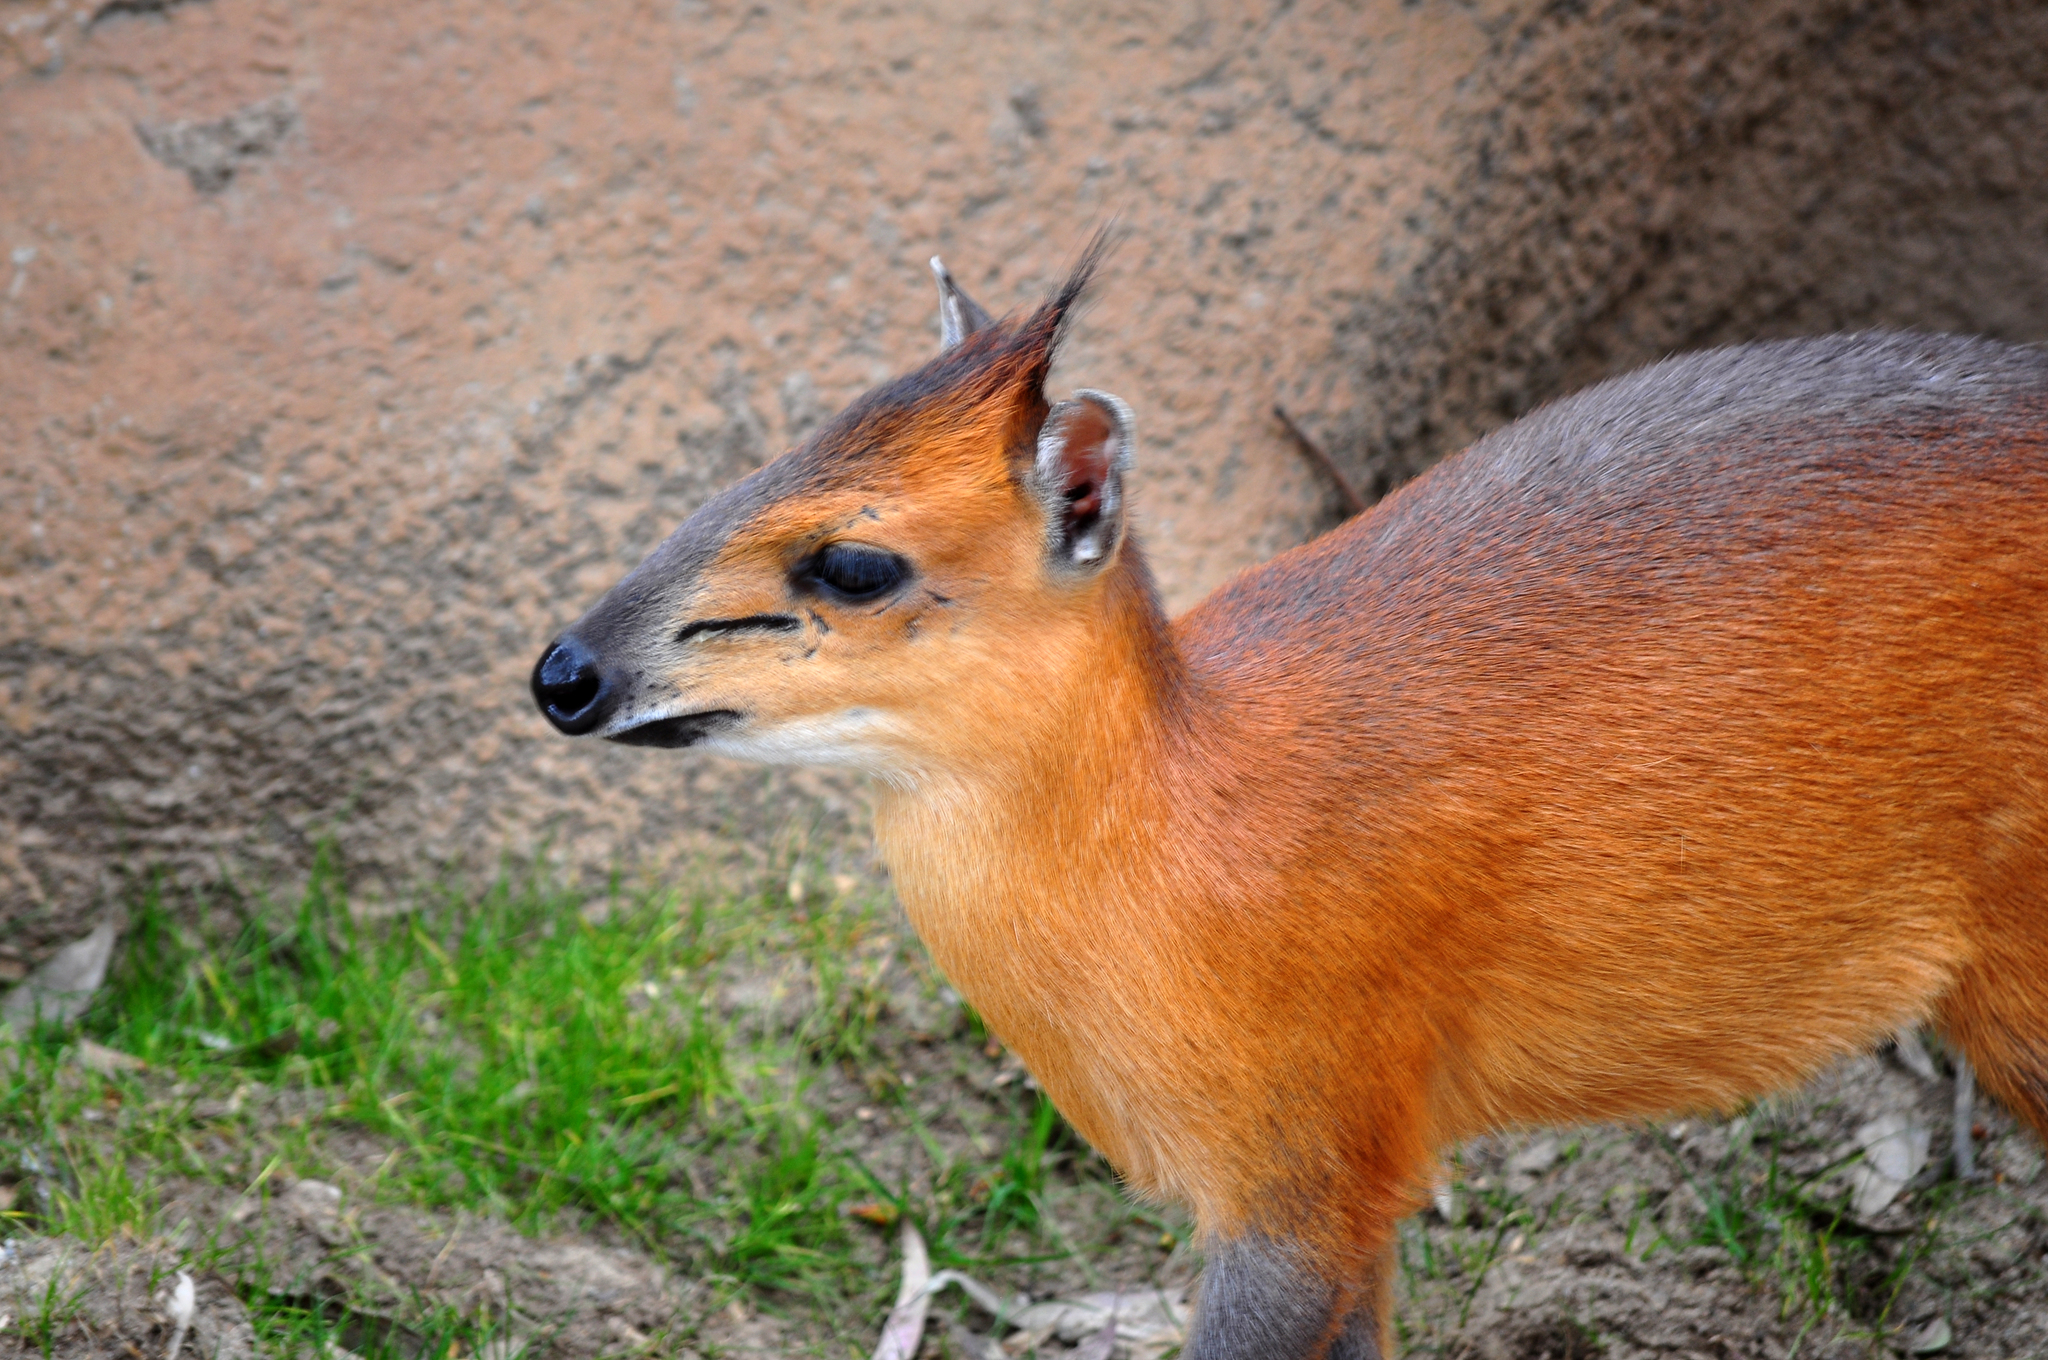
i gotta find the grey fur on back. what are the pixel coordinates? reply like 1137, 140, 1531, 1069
1468, 332, 2048, 497
1183, 332, 2048, 672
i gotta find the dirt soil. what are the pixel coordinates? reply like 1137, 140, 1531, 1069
9, 942, 2048, 1360
0, 1237, 258, 1360
1411, 1056, 2048, 1360
9, 1068, 2045, 1360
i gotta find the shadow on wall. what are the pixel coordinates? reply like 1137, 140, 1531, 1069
0, 0, 2045, 951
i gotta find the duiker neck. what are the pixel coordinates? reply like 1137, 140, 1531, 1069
879, 541, 1190, 833
869, 540, 1206, 1174
868, 536, 1210, 926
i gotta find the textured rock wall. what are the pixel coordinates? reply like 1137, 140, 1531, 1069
3, 0, 2046, 950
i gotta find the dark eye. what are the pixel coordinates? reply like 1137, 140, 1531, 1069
802, 543, 909, 601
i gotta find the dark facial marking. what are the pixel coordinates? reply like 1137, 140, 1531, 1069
676, 614, 801, 645
607, 710, 741, 748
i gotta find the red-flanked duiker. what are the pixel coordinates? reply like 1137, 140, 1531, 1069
534, 242, 2048, 1358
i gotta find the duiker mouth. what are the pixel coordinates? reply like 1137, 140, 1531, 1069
607, 710, 741, 749
530, 630, 740, 747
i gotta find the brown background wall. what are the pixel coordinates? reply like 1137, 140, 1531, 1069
4, 0, 2046, 953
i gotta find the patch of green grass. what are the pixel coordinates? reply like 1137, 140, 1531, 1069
241, 1278, 520, 1360
43, 1134, 155, 1244
0, 844, 1126, 1354
1667, 1123, 1841, 1314
981, 1096, 1062, 1242
77, 851, 745, 1250
794, 887, 893, 1078
1660, 1115, 1950, 1346
878, 1092, 1077, 1272
17, 1265, 91, 1360
724, 1111, 850, 1281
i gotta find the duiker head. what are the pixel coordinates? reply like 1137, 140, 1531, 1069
531, 241, 1138, 783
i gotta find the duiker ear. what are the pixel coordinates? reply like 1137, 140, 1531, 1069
1032, 389, 1133, 573
931, 256, 994, 351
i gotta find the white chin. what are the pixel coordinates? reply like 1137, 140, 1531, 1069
699, 709, 901, 775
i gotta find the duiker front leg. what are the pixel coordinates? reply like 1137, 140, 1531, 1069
1327, 1247, 1395, 1360
1185, 1235, 1389, 1360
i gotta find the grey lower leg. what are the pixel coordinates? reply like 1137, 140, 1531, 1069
1183, 1235, 1338, 1360
1325, 1298, 1384, 1360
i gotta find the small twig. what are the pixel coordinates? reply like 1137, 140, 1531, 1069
870, 1221, 933, 1360
1273, 405, 1367, 518
1953, 1052, 1978, 1181
425, 1216, 462, 1285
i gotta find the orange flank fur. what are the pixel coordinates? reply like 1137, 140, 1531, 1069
535, 246, 2048, 1359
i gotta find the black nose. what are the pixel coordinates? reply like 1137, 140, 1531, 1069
532, 636, 610, 734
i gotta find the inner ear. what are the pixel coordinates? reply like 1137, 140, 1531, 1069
1047, 401, 1114, 514
1034, 390, 1132, 570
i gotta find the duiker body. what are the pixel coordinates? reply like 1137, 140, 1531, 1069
534, 249, 2048, 1358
